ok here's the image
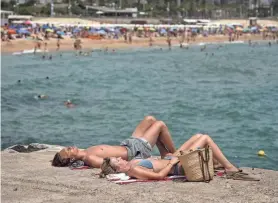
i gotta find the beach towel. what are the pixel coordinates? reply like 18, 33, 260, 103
106, 173, 187, 185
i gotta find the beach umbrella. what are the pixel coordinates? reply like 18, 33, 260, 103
18, 29, 31, 35
96, 11, 104, 15
7, 29, 16, 34
73, 28, 81, 33
89, 28, 97, 33
24, 20, 32, 25
97, 30, 106, 35
42, 24, 49, 29
243, 28, 250, 33
226, 24, 234, 29
57, 31, 65, 35
46, 28, 54, 32
251, 27, 257, 31
271, 28, 277, 32
160, 29, 167, 34
137, 27, 144, 31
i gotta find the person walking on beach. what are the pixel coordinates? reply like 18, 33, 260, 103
52, 116, 176, 168
101, 134, 260, 181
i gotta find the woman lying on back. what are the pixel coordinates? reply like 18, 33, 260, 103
101, 134, 259, 181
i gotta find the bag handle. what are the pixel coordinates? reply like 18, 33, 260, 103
198, 147, 212, 183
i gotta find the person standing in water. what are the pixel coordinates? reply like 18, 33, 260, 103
149, 36, 153, 47
128, 32, 132, 44
56, 38, 60, 51
167, 36, 171, 50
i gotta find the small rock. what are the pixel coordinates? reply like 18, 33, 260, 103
13, 188, 18, 191
226, 183, 232, 189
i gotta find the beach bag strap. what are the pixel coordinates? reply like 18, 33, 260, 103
198, 147, 212, 183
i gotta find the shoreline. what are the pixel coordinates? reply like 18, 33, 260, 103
1, 35, 266, 54
1, 150, 278, 203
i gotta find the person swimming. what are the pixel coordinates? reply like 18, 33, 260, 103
17, 80, 21, 83
46, 76, 49, 79
49, 55, 52, 60
64, 100, 75, 108
37, 94, 48, 99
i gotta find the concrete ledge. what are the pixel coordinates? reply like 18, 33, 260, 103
1, 151, 278, 203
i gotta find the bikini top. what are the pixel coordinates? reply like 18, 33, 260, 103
137, 156, 173, 169
137, 159, 153, 169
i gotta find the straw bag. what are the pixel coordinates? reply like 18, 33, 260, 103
178, 147, 214, 182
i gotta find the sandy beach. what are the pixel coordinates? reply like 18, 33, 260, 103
1, 149, 278, 203
1, 34, 265, 54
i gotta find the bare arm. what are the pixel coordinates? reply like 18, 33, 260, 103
84, 155, 104, 168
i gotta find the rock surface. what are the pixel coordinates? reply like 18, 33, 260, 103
1, 150, 278, 203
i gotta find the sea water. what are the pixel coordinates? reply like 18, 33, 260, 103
1, 42, 278, 170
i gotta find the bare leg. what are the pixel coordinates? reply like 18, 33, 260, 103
132, 116, 156, 138
187, 135, 238, 172
156, 140, 169, 158
176, 134, 223, 168
141, 121, 176, 154
176, 134, 203, 152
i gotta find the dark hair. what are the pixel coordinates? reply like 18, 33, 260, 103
99, 158, 117, 178
52, 153, 71, 167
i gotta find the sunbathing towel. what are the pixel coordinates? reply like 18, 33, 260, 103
106, 173, 186, 185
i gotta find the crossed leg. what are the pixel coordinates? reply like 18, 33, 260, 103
131, 116, 176, 156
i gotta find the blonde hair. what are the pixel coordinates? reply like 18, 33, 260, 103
99, 158, 117, 178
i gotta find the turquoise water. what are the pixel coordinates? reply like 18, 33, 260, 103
1, 42, 278, 170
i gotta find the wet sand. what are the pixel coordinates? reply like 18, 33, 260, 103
1, 150, 278, 203
1, 35, 264, 54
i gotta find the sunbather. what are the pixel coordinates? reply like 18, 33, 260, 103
101, 134, 260, 181
52, 116, 176, 168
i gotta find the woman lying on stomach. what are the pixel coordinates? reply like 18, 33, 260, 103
101, 134, 260, 181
